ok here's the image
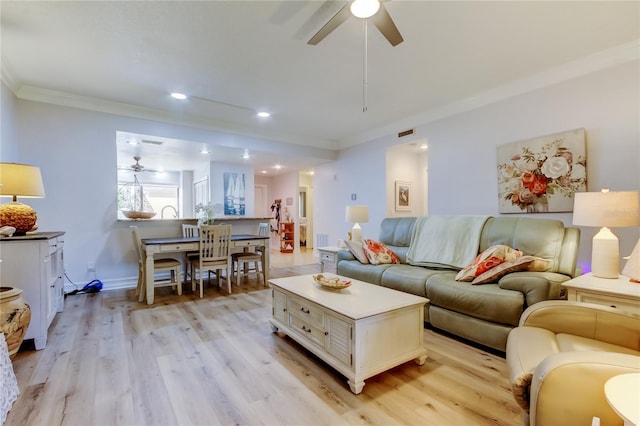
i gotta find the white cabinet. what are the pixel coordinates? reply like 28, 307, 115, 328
0, 232, 65, 349
563, 273, 640, 315
318, 246, 341, 274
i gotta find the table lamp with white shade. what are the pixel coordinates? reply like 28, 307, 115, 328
0, 162, 46, 235
346, 205, 369, 243
573, 189, 640, 279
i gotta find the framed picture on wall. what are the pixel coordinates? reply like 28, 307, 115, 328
395, 181, 411, 211
497, 128, 586, 213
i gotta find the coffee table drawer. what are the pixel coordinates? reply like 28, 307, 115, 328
288, 298, 324, 328
289, 315, 326, 348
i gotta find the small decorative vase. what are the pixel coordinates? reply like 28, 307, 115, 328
526, 196, 549, 213
0, 287, 31, 359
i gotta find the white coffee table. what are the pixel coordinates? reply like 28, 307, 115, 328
269, 274, 429, 394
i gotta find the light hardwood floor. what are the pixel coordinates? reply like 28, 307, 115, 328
7, 264, 522, 426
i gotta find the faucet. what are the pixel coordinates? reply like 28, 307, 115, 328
161, 205, 178, 219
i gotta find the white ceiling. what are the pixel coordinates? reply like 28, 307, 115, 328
2, 1, 639, 173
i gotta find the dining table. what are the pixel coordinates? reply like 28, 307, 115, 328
141, 233, 270, 304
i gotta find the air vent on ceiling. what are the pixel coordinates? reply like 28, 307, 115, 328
398, 128, 415, 138
141, 139, 164, 145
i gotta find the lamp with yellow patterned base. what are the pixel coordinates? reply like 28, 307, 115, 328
0, 163, 46, 235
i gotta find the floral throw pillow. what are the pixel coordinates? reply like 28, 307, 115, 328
362, 239, 400, 265
455, 245, 523, 281
472, 256, 549, 285
345, 239, 369, 264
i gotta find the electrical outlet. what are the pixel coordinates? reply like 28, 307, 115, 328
87, 262, 96, 272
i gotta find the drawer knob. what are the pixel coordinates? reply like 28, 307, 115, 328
301, 325, 311, 333
300, 307, 310, 314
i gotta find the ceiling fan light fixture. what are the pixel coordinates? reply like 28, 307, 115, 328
350, 0, 380, 19
170, 92, 187, 100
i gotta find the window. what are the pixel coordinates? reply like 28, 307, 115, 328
117, 182, 179, 220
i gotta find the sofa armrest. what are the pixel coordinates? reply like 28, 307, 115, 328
498, 272, 569, 305
337, 249, 355, 262
519, 300, 640, 351
530, 351, 640, 426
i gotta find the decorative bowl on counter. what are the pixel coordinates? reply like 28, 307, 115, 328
313, 274, 352, 290
122, 210, 157, 219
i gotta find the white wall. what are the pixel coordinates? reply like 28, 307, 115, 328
9, 99, 334, 289
271, 171, 299, 249
5, 60, 639, 288
314, 61, 640, 272
385, 144, 428, 217
0, 81, 19, 161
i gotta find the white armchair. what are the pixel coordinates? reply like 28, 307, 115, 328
506, 300, 640, 426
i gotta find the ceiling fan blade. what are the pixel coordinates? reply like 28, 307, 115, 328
307, 3, 351, 45
371, 4, 403, 46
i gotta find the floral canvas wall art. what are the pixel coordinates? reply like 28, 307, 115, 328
497, 129, 586, 213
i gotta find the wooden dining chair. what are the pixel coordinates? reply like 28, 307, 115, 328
190, 224, 232, 297
231, 222, 268, 287
130, 225, 182, 303
181, 224, 199, 281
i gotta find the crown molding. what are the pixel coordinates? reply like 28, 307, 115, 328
339, 40, 640, 149
7, 41, 638, 152
0, 54, 19, 93
13, 85, 339, 151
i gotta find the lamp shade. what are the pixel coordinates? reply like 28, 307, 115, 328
346, 205, 369, 224
0, 163, 45, 235
573, 190, 640, 279
573, 191, 640, 228
0, 163, 46, 199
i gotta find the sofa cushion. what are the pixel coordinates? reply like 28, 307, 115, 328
472, 256, 548, 285
556, 334, 640, 356
379, 217, 417, 247
479, 217, 567, 273
362, 239, 400, 265
337, 260, 392, 284
426, 273, 525, 326
379, 264, 447, 297
456, 245, 523, 281
344, 240, 369, 264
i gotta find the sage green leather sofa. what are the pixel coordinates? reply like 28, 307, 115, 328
337, 216, 580, 352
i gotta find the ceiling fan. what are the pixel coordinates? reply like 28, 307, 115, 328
308, 0, 403, 46
118, 156, 162, 174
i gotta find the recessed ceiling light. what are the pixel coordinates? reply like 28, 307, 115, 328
261, 170, 267, 174
420, 144, 428, 150
274, 164, 282, 169
171, 92, 187, 100
201, 147, 209, 154
257, 111, 270, 118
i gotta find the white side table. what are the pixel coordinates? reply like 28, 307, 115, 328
605, 373, 640, 426
318, 246, 342, 274
562, 273, 640, 315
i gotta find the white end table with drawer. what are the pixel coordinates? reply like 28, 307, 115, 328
318, 246, 342, 274
562, 272, 640, 315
